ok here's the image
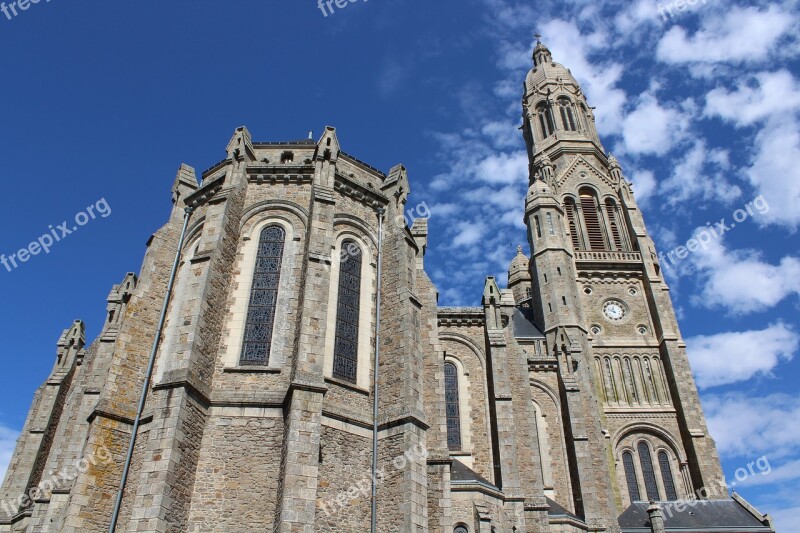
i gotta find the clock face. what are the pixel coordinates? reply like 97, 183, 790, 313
603, 301, 626, 321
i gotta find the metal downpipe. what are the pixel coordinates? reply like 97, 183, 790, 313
108, 206, 193, 533
370, 207, 385, 533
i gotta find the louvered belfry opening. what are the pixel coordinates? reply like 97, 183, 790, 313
579, 189, 607, 251
606, 199, 624, 251
565, 198, 583, 250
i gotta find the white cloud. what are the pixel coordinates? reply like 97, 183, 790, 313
618, 90, 689, 155
704, 392, 800, 532
452, 221, 487, 248
686, 323, 799, 388
771, 506, 800, 532
0, 424, 19, 484
703, 70, 800, 229
691, 235, 800, 314
660, 139, 740, 205
746, 115, 800, 230
481, 121, 524, 150
656, 5, 794, 65
704, 70, 800, 127
704, 392, 800, 459
629, 169, 657, 203
474, 151, 529, 185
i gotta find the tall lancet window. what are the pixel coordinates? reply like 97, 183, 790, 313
444, 362, 462, 450
659, 451, 679, 501
579, 188, 607, 251
240, 226, 285, 366
622, 451, 641, 502
536, 102, 555, 138
558, 97, 577, 131
638, 442, 661, 501
332, 240, 362, 382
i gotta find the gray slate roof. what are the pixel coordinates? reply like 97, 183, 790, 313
618, 500, 772, 531
512, 307, 545, 339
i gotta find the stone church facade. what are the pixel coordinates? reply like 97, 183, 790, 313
0, 42, 775, 532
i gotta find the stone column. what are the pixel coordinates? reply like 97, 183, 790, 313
647, 502, 665, 533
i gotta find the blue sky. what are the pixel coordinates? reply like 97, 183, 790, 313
1, 0, 798, 528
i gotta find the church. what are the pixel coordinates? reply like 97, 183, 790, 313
0, 41, 776, 532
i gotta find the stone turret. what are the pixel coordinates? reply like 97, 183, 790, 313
508, 245, 532, 304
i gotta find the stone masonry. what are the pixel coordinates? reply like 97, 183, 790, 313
0, 42, 775, 533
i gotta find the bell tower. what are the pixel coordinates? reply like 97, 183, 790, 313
521, 38, 727, 524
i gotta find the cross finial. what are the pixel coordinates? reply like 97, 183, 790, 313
534, 33, 542, 43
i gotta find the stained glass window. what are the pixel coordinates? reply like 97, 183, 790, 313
445, 362, 462, 450
639, 442, 661, 501
659, 451, 678, 501
623, 451, 641, 502
454, 526, 468, 533
240, 225, 285, 366
333, 240, 362, 382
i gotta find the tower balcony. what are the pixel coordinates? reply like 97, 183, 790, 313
574, 250, 642, 264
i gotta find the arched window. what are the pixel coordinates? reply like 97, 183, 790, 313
558, 97, 577, 131
240, 226, 285, 366
534, 215, 542, 238
536, 102, 555, 138
579, 189, 607, 251
444, 362, 462, 450
564, 198, 583, 250
332, 240, 362, 382
659, 451, 678, 501
638, 442, 661, 501
605, 199, 625, 251
454, 525, 469, 533
622, 451, 641, 502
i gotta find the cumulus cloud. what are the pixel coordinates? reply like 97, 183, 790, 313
704, 392, 800, 459
686, 323, 799, 388
704, 70, 800, 127
628, 169, 657, 204
618, 89, 690, 155
452, 221, 487, 248
745, 115, 800, 230
656, 4, 794, 65
704, 392, 800, 532
660, 139, 740, 206
691, 234, 800, 314
702, 70, 800, 229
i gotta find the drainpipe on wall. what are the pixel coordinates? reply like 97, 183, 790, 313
370, 207, 385, 533
108, 206, 193, 533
